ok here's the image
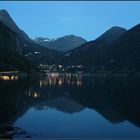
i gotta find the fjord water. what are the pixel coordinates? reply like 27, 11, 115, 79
0, 74, 140, 138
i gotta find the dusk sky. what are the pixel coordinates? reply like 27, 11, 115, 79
0, 1, 140, 41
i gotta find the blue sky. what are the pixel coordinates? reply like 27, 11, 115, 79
0, 1, 140, 41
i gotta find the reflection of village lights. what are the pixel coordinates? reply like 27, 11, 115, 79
67, 79, 71, 85
27, 89, 30, 96
40, 81, 43, 88
40, 76, 59, 88
28, 92, 31, 96
58, 79, 63, 86
77, 80, 82, 86
51, 78, 57, 86
33, 92, 39, 98
69, 73, 72, 77
38, 73, 84, 88
44, 80, 48, 87
40, 80, 48, 87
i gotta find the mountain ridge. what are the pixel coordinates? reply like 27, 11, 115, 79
60, 26, 127, 66
0, 9, 60, 65
0, 21, 36, 73
32, 34, 87, 52
96, 26, 127, 44
0, 9, 31, 42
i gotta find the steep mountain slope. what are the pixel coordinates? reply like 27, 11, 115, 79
96, 26, 127, 44
61, 40, 107, 66
61, 26, 127, 67
0, 9, 30, 42
0, 21, 35, 73
32, 37, 50, 44
93, 23, 140, 74
0, 9, 60, 65
22, 42, 60, 64
33, 35, 87, 52
62, 24, 140, 75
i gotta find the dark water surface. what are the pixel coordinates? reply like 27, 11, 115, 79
0, 73, 140, 138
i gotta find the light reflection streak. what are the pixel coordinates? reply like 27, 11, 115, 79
39, 73, 83, 88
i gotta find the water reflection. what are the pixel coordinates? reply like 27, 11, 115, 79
39, 73, 83, 88
0, 73, 140, 138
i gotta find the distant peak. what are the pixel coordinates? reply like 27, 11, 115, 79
0, 9, 12, 22
96, 26, 127, 44
61, 34, 76, 38
0, 9, 10, 16
60, 34, 86, 41
109, 26, 127, 31
67, 34, 76, 37
0, 9, 8, 13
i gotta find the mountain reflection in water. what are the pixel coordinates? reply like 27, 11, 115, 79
0, 73, 140, 138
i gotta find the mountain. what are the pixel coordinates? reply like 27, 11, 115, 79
1, 9, 140, 75
22, 42, 60, 65
96, 26, 127, 44
92, 23, 140, 74
61, 24, 140, 75
61, 26, 127, 67
34, 97, 85, 114
0, 21, 35, 73
32, 35, 87, 52
0, 9, 30, 43
0, 9, 60, 65
32, 37, 51, 43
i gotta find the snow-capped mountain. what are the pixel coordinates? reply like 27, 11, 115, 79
32, 35, 87, 52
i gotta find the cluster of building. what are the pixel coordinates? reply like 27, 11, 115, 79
38, 64, 85, 73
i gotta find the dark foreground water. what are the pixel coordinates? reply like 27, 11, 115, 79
0, 73, 140, 138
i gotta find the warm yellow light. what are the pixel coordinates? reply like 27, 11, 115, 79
77, 80, 82, 86
33, 92, 38, 98
58, 79, 63, 86
0, 76, 10, 80
0, 75, 19, 81
14, 76, 18, 80
67, 79, 71, 85
11, 76, 14, 80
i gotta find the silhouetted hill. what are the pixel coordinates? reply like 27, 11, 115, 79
92, 23, 140, 74
61, 26, 127, 68
0, 9, 60, 65
96, 26, 127, 44
62, 24, 140, 75
22, 42, 60, 64
0, 21, 36, 73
